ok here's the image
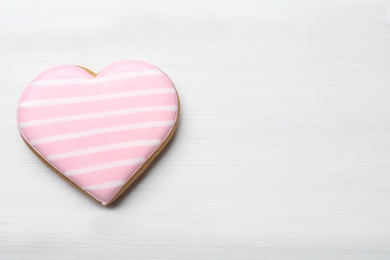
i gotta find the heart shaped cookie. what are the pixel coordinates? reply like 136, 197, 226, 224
17, 60, 179, 206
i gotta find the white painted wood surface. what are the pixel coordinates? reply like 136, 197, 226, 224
1, 0, 390, 259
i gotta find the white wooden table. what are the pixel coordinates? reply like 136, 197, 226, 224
1, 0, 390, 259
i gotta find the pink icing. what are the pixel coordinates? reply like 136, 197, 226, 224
17, 60, 179, 205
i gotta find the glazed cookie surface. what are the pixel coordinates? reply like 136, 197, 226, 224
17, 60, 179, 205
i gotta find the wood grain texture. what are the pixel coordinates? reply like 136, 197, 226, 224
1, 0, 390, 259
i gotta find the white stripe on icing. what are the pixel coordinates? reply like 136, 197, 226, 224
83, 180, 126, 191
47, 139, 160, 161
66, 158, 146, 177
19, 88, 176, 108
83, 180, 127, 191
19, 106, 178, 128
30, 121, 175, 145
30, 70, 163, 88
